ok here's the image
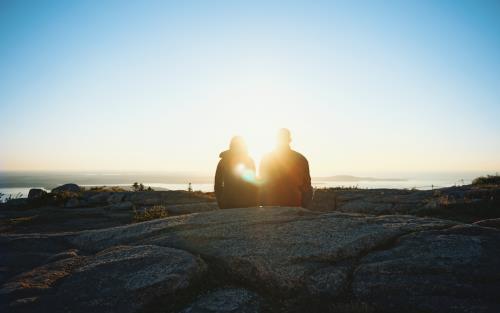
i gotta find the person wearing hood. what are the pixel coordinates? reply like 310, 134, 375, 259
214, 136, 258, 209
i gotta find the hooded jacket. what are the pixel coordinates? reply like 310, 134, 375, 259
214, 150, 258, 209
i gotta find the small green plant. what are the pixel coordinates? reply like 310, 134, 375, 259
132, 205, 169, 223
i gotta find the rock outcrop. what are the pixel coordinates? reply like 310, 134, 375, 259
51, 183, 81, 193
27, 189, 47, 200
311, 185, 500, 222
353, 225, 500, 313
179, 288, 263, 313
3, 206, 499, 312
0, 190, 217, 234
1, 245, 206, 313
474, 218, 500, 229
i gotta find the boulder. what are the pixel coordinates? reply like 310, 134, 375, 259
108, 201, 134, 211
0, 234, 76, 282
27, 189, 47, 200
65, 197, 87, 208
180, 288, 263, 313
1, 245, 207, 313
85, 192, 111, 205
1, 255, 84, 299
107, 192, 125, 204
352, 225, 500, 313
51, 183, 81, 193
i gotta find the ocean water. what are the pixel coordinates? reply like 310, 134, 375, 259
312, 178, 470, 190
0, 187, 50, 202
0, 178, 472, 202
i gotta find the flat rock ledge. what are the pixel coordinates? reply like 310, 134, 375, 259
2, 207, 500, 313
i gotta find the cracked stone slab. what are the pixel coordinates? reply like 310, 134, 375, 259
62, 207, 456, 296
353, 224, 500, 313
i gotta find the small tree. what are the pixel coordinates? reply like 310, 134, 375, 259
139, 183, 145, 191
188, 182, 193, 193
132, 182, 140, 192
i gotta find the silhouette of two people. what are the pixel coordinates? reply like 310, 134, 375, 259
214, 129, 313, 209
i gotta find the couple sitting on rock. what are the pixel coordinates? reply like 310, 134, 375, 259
214, 128, 313, 209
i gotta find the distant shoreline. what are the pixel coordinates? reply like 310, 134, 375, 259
0, 171, 484, 191
315, 175, 407, 182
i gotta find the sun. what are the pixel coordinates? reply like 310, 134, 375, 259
240, 128, 276, 174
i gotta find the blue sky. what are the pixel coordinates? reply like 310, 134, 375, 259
1, 0, 499, 175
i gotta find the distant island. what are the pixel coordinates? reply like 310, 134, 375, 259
315, 175, 407, 182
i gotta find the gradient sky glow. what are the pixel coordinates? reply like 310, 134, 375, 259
1, 0, 499, 176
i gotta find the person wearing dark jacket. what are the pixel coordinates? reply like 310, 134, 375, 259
259, 129, 313, 208
214, 136, 258, 209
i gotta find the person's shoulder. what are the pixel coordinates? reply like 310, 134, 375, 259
291, 150, 308, 163
219, 150, 230, 158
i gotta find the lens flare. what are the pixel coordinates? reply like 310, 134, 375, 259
235, 163, 245, 174
234, 163, 259, 185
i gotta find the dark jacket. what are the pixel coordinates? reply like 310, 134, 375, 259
259, 148, 313, 208
214, 150, 258, 209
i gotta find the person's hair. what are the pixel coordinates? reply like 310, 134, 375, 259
229, 136, 247, 154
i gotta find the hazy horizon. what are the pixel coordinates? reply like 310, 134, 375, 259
0, 169, 495, 178
1, 1, 499, 175
1, 169, 492, 193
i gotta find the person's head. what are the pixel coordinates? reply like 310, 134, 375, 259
276, 128, 291, 149
229, 136, 247, 154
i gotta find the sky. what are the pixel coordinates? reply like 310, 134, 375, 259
1, 0, 499, 177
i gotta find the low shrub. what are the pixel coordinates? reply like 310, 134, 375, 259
472, 175, 500, 186
89, 186, 127, 192
132, 205, 169, 223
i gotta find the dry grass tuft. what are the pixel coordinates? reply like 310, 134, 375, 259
132, 205, 169, 223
